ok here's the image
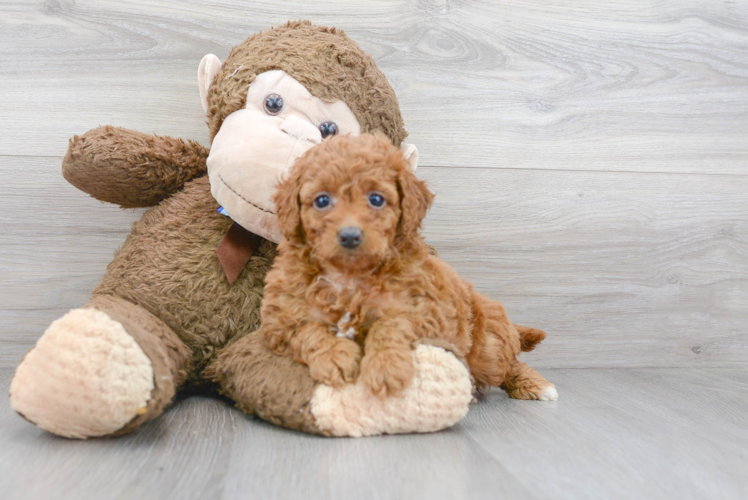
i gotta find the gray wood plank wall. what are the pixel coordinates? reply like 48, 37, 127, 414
1, 0, 746, 368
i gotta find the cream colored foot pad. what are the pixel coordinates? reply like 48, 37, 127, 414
311, 344, 473, 437
9, 308, 154, 438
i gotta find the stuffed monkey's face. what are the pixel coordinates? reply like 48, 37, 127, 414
203, 67, 361, 243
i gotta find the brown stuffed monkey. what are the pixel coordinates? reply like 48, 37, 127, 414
8, 21, 474, 438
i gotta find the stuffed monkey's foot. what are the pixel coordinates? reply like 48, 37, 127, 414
501, 362, 558, 402
9, 308, 154, 438
311, 342, 473, 437
209, 335, 473, 437
9, 296, 192, 439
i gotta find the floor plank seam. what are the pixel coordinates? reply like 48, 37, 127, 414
4, 153, 748, 180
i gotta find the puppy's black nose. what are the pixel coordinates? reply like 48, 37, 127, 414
338, 227, 362, 249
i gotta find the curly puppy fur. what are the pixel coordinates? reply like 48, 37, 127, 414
262, 134, 555, 400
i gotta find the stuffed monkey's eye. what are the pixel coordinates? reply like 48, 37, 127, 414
368, 193, 386, 209
264, 94, 284, 115
314, 194, 331, 210
319, 121, 338, 139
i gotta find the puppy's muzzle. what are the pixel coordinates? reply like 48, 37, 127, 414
338, 227, 363, 249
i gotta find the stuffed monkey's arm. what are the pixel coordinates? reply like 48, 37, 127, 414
62, 125, 209, 208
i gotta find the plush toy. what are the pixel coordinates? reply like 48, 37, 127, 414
8, 21, 474, 438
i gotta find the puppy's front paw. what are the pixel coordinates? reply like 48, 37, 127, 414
360, 348, 415, 399
308, 339, 362, 389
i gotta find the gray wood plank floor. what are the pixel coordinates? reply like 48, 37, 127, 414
2, 367, 746, 500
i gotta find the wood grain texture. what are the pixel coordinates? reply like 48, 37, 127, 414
2, 367, 747, 500
0, 155, 146, 367
1, 157, 747, 368
420, 166, 748, 369
2, 2, 747, 499
1, 0, 747, 173
463, 368, 748, 500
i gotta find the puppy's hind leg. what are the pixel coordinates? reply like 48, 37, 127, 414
501, 361, 558, 401
468, 292, 557, 401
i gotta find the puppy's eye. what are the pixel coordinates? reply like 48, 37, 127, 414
319, 121, 338, 139
264, 94, 284, 115
368, 193, 386, 209
314, 194, 331, 210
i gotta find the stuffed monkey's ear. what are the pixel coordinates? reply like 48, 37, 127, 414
396, 167, 434, 244
400, 143, 419, 172
198, 54, 222, 113
273, 168, 305, 246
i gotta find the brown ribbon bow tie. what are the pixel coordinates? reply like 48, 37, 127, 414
216, 222, 261, 285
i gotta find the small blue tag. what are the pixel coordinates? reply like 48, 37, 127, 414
217, 206, 230, 218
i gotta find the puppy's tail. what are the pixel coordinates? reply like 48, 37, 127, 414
514, 324, 547, 352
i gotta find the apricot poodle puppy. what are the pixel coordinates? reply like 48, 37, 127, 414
261, 133, 557, 401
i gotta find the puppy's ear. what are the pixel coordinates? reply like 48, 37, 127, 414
396, 167, 434, 244
274, 167, 304, 246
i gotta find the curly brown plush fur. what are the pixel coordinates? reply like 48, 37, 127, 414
62, 126, 209, 208
207, 21, 407, 146
56, 22, 409, 374
262, 134, 555, 400
9, 20, 492, 441
10, 21, 426, 439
